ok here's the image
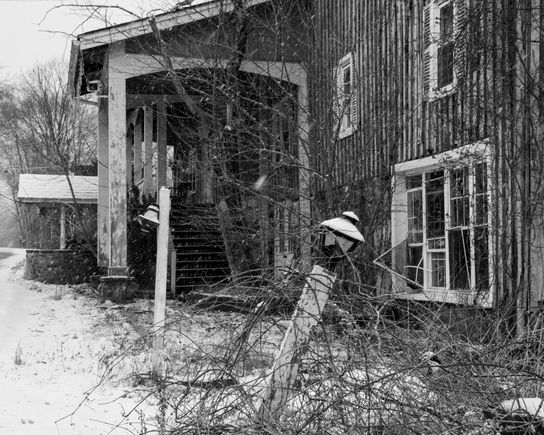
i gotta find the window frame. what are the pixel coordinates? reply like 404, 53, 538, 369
391, 141, 494, 307
335, 52, 358, 139
425, 0, 463, 101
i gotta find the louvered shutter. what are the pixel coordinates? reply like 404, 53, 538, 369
423, 4, 431, 97
350, 52, 359, 131
454, 0, 467, 81
333, 60, 342, 133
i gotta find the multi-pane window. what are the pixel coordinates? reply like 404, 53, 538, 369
397, 158, 490, 298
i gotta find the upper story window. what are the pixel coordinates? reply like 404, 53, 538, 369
334, 52, 359, 139
424, 0, 466, 101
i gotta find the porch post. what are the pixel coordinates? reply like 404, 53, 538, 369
97, 98, 110, 267
59, 204, 66, 249
134, 110, 143, 186
156, 101, 168, 196
126, 127, 134, 187
143, 105, 154, 198
297, 77, 312, 272
107, 41, 128, 276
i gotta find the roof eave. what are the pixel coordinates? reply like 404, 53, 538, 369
77, 0, 271, 50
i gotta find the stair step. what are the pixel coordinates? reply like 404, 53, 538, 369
169, 202, 230, 294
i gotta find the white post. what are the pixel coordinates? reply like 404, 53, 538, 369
256, 265, 336, 421
107, 41, 128, 276
97, 98, 109, 267
59, 204, 66, 249
152, 187, 171, 376
156, 102, 168, 199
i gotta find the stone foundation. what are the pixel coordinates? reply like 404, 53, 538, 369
98, 275, 137, 303
25, 249, 98, 284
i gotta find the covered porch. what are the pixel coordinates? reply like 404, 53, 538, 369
68, 0, 311, 294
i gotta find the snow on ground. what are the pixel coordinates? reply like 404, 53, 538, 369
0, 252, 288, 434
0, 254, 142, 434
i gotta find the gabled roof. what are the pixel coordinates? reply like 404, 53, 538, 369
17, 174, 98, 204
76, 0, 271, 50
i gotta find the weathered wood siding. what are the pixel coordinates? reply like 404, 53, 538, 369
312, 0, 544, 314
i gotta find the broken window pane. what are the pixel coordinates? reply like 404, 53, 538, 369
408, 190, 423, 243
475, 226, 489, 291
450, 167, 469, 227
426, 171, 445, 239
431, 252, 446, 287
407, 245, 424, 289
449, 228, 471, 290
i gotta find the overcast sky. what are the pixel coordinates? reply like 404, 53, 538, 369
0, 0, 175, 81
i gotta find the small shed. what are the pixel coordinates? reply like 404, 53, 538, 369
17, 174, 98, 249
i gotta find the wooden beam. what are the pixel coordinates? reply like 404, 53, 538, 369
109, 53, 307, 86
97, 98, 110, 268
107, 41, 128, 275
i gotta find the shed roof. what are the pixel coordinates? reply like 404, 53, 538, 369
17, 174, 98, 204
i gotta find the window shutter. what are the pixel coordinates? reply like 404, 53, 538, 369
350, 52, 359, 131
333, 62, 342, 132
423, 4, 431, 97
454, 0, 467, 81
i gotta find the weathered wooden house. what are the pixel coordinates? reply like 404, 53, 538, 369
312, 0, 544, 333
68, 0, 312, 295
68, 0, 544, 332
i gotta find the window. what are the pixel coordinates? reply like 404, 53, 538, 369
391, 143, 493, 306
335, 52, 358, 139
424, 0, 465, 100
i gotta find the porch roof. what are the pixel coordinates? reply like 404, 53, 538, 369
75, 0, 271, 50
17, 174, 98, 204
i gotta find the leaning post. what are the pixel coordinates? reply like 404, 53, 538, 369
256, 211, 364, 423
152, 187, 171, 377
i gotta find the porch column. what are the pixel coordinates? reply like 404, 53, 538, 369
156, 101, 167, 197
134, 110, 143, 187
297, 78, 312, 272
126, 127, 134, 187
107, 41, 128, 276
59, 204, 66, 249
97, 98, 110, 267
143, 105, 154, 198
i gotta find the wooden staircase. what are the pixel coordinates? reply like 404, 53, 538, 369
170, 201, 231, 293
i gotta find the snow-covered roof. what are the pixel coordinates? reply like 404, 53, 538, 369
17, 174, 98, 204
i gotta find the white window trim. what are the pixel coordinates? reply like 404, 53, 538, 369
426, 0, 460, 102
391, 140, 494, 307
335, 52, 358, 139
